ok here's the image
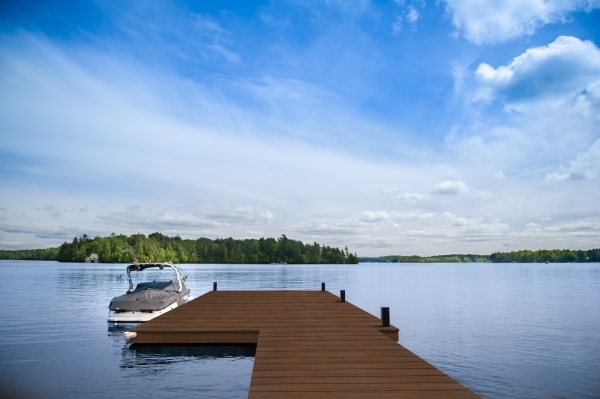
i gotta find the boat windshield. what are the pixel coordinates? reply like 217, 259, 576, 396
127, 264, 183, 292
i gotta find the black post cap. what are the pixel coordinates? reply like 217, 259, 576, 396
321, 282, 325, 291
340, 290, 345, 302
213, 282, 217, 291
381, 307, 390, 327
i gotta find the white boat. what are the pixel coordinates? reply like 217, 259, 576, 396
108, 262, 193, 323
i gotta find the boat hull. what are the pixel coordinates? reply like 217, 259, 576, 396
108, 293, 193, 323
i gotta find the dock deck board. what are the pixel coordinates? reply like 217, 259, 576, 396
129, 290, 480, 398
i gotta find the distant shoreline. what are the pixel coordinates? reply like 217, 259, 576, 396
1, 240, 598, 264
360, 248, 599, 263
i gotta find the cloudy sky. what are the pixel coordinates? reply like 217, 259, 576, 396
1, 1, 599, 256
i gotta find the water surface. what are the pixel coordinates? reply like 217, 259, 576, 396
0, 261, 599, 398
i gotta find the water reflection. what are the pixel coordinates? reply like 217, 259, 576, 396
127, 344, 256, 361
1, 261, 599, 399
107, 322, 139, 335
108, 323, 256, 372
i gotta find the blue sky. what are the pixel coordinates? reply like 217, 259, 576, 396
1, 0, 599, 255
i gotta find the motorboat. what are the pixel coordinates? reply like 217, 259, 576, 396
108, 262, 193, 323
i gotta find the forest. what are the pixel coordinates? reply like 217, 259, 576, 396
359, 248, 600, 263
2, 237, 598, 264
0, 233, 357, 264
489, 248, 600, 263
359, 254, 490, 263
0, 247, 59, 261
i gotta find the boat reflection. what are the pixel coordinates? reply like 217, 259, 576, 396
129, 344, 256, 358
120, 343, 256, 370
108, 324, 256, 369
107, 322, 140, 335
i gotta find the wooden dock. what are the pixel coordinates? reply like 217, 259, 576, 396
128, 290, 481, 399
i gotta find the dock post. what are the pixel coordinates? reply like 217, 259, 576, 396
340, 290, 345, 302
381, 307, 389, 327
321, 282, 325, 291
213, 282, 217, 291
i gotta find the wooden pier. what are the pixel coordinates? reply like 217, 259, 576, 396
127, 289, 481, 399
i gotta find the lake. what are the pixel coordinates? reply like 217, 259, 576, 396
0, 261, 599, 398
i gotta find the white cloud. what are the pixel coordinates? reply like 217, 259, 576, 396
444, 169, 462, 179
547, 221, 600, 236
0, 241, 20, 245
96, 204, 276, 234
512, 220, 600, 240
431, 180, 493, 198
431, 180, 470, 196
392, 5, 419, 33
348, 236, 396, 249
186, 203, 276, 225
546, 139, 600, 182
286, 210, 512, 251
390, 210, 436, 221
382, 188, 429, 203
189, 15, 242, 63
443, 0, 600, 44
360, 211, 390, 223
205, 43, 241, 64
289, 218, 365, 237
407, 6, 420, 26
393, 16, 403, 34
384, 181, 492, 201
493, 172, 505, 180
438, 212, 509, 241
474, 36, 600, 109
297, 0, 371, 16
573, 78, 600, 119
97, 209, 224, 231
0, 241, 41, 249
110, 7, 243, 65
386, 213, 510, 243
0, 223, 93, 240
35, 204, 67, 219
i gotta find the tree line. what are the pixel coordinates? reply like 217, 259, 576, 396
359, 254, 490, 263
3, 239, 598, 264
0, 233, 358, 264
0, 247, 59, 261
359, 248, 600, 263
489, 248, 600, 263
